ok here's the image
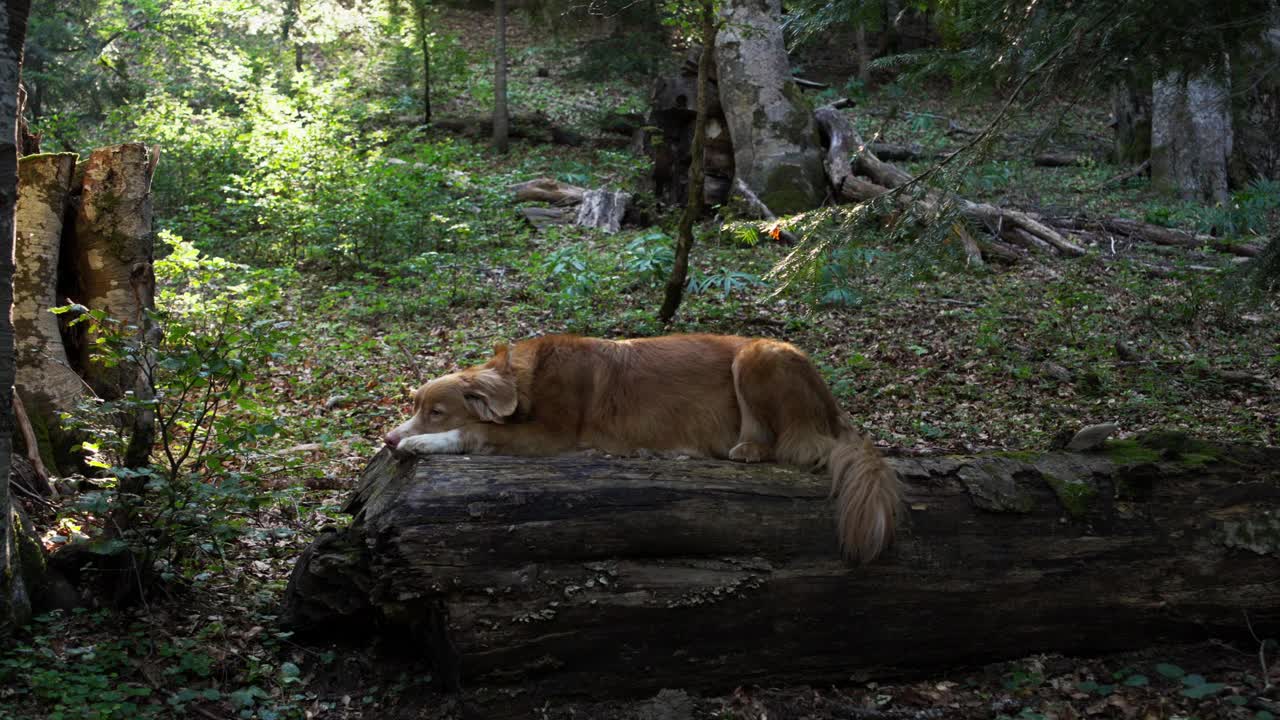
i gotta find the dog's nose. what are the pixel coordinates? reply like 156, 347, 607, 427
384, 431, 400, 448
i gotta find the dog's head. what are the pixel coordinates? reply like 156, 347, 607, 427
384, 345, 517, 448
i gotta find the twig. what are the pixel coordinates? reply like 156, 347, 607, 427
1094, 159, 1150, 190
1246, 610, 1275, 691
12, 393, 51, 491
393, 340, 423, 379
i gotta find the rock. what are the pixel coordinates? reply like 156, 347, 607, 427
1041, 362, 1073, 383
1066, 422, 1119, 451
634, 689, 695, 720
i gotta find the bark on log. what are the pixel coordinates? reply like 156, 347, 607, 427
73, 142, 158, 399
14, 152, 84, 471
283, 437, 1280, 709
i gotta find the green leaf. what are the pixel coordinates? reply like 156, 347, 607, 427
1155, 663, 1185, 679
1182, 673, 1207, 687
1180, 682, 1226, 699
1123, 674, 1149, 687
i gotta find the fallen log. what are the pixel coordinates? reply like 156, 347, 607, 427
282, 436, 1280, 709
432, 113, 584, 147
1049, 216, 1262, 257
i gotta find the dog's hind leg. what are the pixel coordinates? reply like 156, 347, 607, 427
728, 343, 776, 463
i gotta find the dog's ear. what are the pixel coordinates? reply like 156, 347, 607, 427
461, 368, 518, 423
490, 343, 512, 372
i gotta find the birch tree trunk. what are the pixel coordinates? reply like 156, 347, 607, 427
715, 0, 826, 214
1151, 64, 1233, 204
14, 152, 82, 471
1, 0, 34, 637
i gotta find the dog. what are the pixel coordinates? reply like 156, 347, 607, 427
384, 333, 900, 564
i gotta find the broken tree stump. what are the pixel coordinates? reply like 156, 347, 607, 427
282, 435, 1280, 708
509, 177, 631, 234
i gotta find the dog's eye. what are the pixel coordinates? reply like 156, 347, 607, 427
429, 409, 442, 417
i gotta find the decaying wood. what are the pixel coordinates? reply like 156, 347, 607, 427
73, 143, 158, 399
1050, 216, 1261, 257
14, 152, 84, 436
509, 178, 585, 206
518, 206, 575, 230
511, 178, 632, 233
11, 395, 50, 495
1033, 152, 1087, 167
573, 189, 630, 234
283, 437, 1280, 709
815, 104, 1085, 259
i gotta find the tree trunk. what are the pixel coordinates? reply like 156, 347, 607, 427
1, 0, 34, 637
1111, 72, 1152, 165
72, 142, 156, 399
492, 0, 509, 155
659, 3, 715, 324
714, 0, 826, 214
855, 24, 871, 84
1151, 64, 1233, 204
14, 152, 82, 473
415, 2, 431, 126
1230, 24, 1280, 185
282, 437, 1280, 710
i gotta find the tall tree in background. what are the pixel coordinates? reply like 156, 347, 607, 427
281, 0, 304, 72
1, 0, 33, 636
659, 0, 716, 323
492, 0, 509, 154
413, 0, 432, 125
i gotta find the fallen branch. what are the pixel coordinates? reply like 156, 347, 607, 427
1094, 159, 1150, 189
1049, 216, 1261, 257
733, 178, 798, 244
815, 104, 1085, 259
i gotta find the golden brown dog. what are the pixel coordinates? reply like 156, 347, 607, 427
385, 333, 899, 563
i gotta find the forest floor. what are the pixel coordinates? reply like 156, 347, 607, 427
3, 7, 1278, 720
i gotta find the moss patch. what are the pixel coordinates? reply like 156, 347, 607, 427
1104, 439, 1162, 465
1045, 475, 1097, 518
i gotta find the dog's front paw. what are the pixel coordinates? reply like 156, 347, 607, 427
729, 441, 771, 463
396, 430, 464, 455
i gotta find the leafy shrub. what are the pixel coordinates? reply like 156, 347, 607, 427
623, 231, 676, 285
57, 234, 299, 593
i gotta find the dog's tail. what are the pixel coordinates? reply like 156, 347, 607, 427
828, 429, 900, 564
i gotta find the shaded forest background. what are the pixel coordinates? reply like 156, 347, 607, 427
0, 0, 1277, 718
